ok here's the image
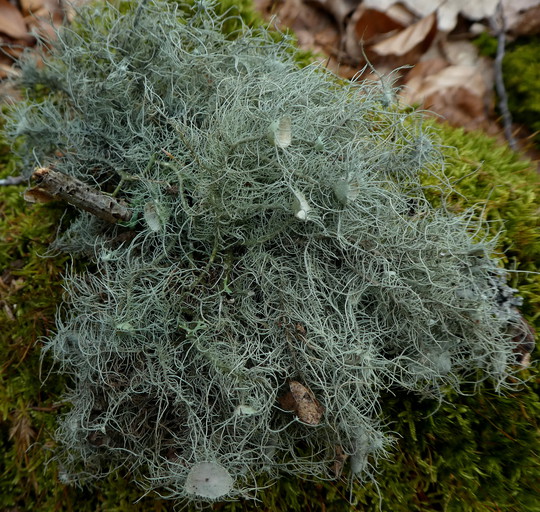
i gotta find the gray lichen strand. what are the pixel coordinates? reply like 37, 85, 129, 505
7, 0, 526, 503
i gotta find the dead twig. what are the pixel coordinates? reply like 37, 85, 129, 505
28, 404, 64, 412
24, 167, 132, 224
490, 1, 517, 151
0, 175, 26, 186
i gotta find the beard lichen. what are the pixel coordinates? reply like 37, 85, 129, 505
5, 0, 531, 503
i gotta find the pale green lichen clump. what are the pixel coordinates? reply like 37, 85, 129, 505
6, 0, 528, 503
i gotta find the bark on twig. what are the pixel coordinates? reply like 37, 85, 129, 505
24, 167, 132, 224
491, 1, 517, 151
0, 175, 26, 186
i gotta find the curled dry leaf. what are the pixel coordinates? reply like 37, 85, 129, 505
20, 0, 44, 15
351, 6, 407, 43
272, 0, 341, 65
384, 3, 417, 26
503, 0, 540, 35
364, 0, 501, 31
452, 0, 500, 20
24, 0, 66, 40
402, 57, 448, 87
0, 60, 13, 80
279, 380, 324, 425
371, 11, 437, 63
0, 0, 29, 39
345, 6, 406, 61
402, 63, 494, 130
438, 0, 499, 32
23, 187, 55, 203
254, 0, 354, 74
363, 0, 408, 14
305, 0, 361, 28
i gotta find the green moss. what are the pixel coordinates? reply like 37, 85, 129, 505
502, 37, 540, 144
472, 32, 498, 58
0, 134, 65, 508
472, 34, 540, 146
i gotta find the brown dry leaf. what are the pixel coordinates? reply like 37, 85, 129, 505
371, 12, 437, 60
510, 5, 540, 35
0, 71, 23, 103
279, 380, 324, 425
364, 0, 439, 23
254, 0, 359, 75
0, 48, 20, 77
0, 0, 29, 39
438, 0, 499, 31
364, 0, 501, 31
20, 0, 44, 15
40, 0, 64, 20
345, 6, 406, 61
25, 0, 65, 40
0, 62, 11, 79
351, 7, 407, 42
401, 64, 494, 130
24, 186, 55, 203
332, 445, 349, 477
1, 42, 27, 60
384, 3, 417, 26
289, 380, 324, 425
64, 0, 89, 23
503, 0, 540, 35
305, 0, 361, 28
9, 408, 36, 460
25, 13, 57, 41
271, 0, 342, 69
344, 3, 416, 63
278, 389, 297, 411
403, 58, 449, 86
266, 1, 336, 49
440, 40, 480, 66
252, 0, 277, 16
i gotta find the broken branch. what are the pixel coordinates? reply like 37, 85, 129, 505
0, 175, 26, 186
490, 1, 517, 151
24, 167, 132, 224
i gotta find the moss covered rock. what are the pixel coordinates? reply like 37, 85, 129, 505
0, 1, 538, 510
